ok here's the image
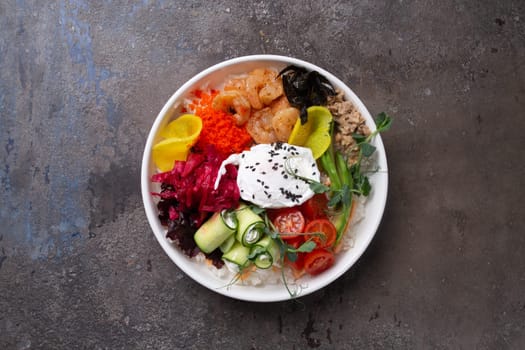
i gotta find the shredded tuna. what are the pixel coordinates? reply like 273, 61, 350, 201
328, 89, 371, 165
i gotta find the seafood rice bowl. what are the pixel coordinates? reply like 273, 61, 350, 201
141, 55, 389, 302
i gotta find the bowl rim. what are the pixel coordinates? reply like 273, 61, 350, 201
141, 54, 388, 302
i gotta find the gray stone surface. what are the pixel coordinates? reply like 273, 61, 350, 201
1, 0, 524, 349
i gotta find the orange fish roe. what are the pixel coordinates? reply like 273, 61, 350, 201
188, 90, 253, 156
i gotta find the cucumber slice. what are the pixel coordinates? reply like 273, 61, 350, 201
249, 235, 280, 269
222, 241, 251, 267
219, 235, 236, 253
194, 211, 236, 254
220, 209, 238, 230
236, 204, 265, 247
254, 253, 273, 269
241, 222, 265, 246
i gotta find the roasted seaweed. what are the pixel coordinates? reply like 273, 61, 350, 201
278, 65, 336, 124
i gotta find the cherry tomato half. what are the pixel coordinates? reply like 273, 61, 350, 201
270, 208, 305, 241
304, 248, 335, 276
300, 194, 329, 221
304, 219, 337, 249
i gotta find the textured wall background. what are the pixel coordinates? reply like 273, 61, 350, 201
1, 1, 524, 349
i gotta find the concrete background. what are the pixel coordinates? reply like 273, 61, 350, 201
1, 0, 524, 349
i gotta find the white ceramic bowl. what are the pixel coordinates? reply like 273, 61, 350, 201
141, 55, 388, 302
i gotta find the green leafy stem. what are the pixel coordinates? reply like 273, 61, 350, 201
319, 112, 392, 244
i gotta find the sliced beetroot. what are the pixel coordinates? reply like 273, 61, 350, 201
152, 146, 240, 227
152, 146, 240, 267
166, 212, 199, 257
206, 248, 225, 269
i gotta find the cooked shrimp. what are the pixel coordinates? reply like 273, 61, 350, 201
245, 68, 281, 109
272, 107, 300, 142
246, 107, 278, 144
259, 78, 283, 106
269, 95, 291, 115
245, 69, 266, 109
224, 77, 246, 92
212, 91, 251, 125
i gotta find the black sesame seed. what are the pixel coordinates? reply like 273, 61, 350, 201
278, 188, 302, 202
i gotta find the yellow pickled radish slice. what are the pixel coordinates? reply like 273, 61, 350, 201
159, 114, 203, 139
152, 139, 192, 171
152, 114, 203, 171
287, 106, 332, 159
287, 115, 312, 146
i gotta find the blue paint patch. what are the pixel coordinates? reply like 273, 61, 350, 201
98, 67, 111, 81
0, 164, 10, 192
5, 137, 14, 155
129, 0, 151, 17
27, 169, 89, 261
44, 165, 50, 184
0, 1, 93, 261
24, 205, 34, 245
58, 0, 122, 129
51, 173, 88, 231
175, 33, 196, 53
32, 236, 60, 261
0, 51, 17, 238
126, 0, 169, 17
105, 96, 119, 129
15, 0, 26, 13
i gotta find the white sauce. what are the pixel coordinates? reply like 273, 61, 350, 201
214, 143, 320, 208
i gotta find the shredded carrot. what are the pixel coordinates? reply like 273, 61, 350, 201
189, 90, 253, 156
291, 267, 306, 280
333, 200, 356, 254
239, 265, 256, 281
